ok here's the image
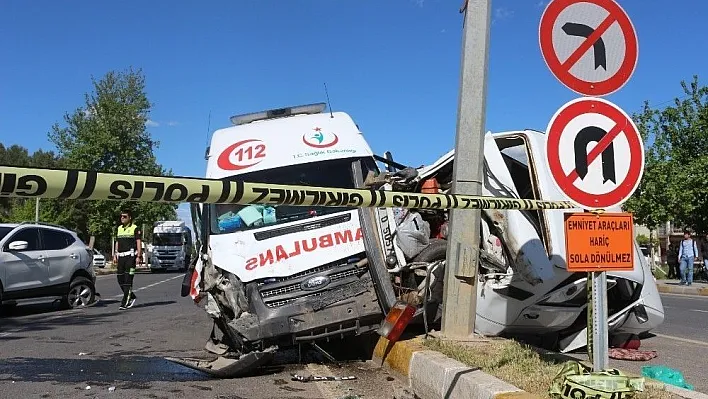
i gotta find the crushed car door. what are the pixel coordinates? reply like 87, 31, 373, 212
483, 133, 555, 285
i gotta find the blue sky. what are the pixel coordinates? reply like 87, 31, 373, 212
1, 0, 707, 225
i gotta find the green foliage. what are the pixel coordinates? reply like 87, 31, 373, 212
47, 67, 176, 242
0, 144, 71, 226
625, 75, 708, 233
635, 233, 658, 247
635, 234, 649, 245
0, 68, 176, 250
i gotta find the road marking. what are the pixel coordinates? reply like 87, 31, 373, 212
663, 305, 708, 314
1, 275, 182, 338
653, 333, 708, 347
110, 274, 183, 298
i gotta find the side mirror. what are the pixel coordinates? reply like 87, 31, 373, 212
8, 241, 29, 251
633, 304, 649, 324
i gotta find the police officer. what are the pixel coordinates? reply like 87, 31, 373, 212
113, 209, 142, 309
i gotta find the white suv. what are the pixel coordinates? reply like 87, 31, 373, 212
0, 222, 97, 311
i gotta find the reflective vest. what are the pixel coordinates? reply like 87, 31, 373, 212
116, 223, 138, 252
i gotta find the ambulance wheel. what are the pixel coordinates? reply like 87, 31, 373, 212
410, 239, 447, 326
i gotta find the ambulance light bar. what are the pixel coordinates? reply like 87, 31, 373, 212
230, 103, 327, 126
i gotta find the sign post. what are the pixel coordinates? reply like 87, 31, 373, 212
540, 0, 640, 372
565, 212, 635, 368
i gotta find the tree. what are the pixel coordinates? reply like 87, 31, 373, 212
625, 75, 708, 233
0, 144, 70, 225
48, 67, 176, 247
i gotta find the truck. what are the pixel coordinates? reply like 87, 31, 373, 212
171, 103, 665, 377
150, 220, 192, 272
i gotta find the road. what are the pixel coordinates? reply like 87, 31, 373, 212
0, 272, 408, 399
615, 293, 708, 393
576, 293, 708, 394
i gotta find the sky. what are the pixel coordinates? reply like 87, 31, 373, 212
1, 0, 707, 228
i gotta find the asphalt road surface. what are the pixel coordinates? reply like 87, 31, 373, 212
0, 272, 408, 399
567, 293, 708, 394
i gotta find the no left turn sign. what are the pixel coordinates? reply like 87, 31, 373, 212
545, 97, 645, 210
539, 0, 638, 97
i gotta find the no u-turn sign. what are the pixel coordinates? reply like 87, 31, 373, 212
545, 97, 644, 210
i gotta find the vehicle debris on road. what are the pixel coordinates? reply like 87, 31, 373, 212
291, 373, 357, 382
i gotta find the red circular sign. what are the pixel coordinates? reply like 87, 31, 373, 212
539, 0, 638, 97
546, 97, 644, 210
217, 139, 267, 171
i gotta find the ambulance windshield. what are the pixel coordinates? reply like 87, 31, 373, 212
209, 157, 362, 234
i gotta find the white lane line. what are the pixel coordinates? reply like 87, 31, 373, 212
662, 305, 708, 313
653, 333, 708, 347
0, 275, 182, 338
110, 274, 183, 298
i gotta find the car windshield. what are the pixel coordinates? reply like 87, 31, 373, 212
153, 233, 183, 246
210, 157, 362, 235
0, 227, 13, 242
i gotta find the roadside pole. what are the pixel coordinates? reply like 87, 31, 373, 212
539, 0, 641, 371
35, 198, 39, 222
440, 0, 491, 339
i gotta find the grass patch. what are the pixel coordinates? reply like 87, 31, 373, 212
423, 337, 677, 399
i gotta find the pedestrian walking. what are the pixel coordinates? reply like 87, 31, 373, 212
113, 209, 142, 309
678, 229, 699, 286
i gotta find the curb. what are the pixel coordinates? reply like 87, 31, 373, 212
656, 284, 708, 296
373, 335, 707, 399
373, 336, 541, 399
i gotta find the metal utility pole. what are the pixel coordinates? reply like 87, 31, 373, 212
440, 0, 492, 339
35, 198, 40, 222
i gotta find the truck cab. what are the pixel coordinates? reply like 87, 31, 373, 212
150, 220, 192, 272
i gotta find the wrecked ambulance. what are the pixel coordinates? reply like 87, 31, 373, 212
174, 103, 665, 376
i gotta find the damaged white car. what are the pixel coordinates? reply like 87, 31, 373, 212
172, 103, 664, 377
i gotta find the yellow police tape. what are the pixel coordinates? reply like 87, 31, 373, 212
549, 361, 645, 399
0, 165, 577, 210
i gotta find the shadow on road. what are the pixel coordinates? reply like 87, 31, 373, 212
0, 311, 117, 335
89, 299, 176, 310
0, 301, 69, 318
0, 355, 211, 385
130, 300, 176, 309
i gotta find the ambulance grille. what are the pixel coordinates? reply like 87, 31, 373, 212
257, 255, 368, 308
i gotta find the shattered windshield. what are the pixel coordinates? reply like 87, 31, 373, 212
210, 157, 364, 234
153, 233, 183, 246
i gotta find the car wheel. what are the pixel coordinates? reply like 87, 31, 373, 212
62, 276, 96, 309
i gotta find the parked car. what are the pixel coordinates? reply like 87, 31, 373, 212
92, 248, 106, 268
0, 221, 97, 311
